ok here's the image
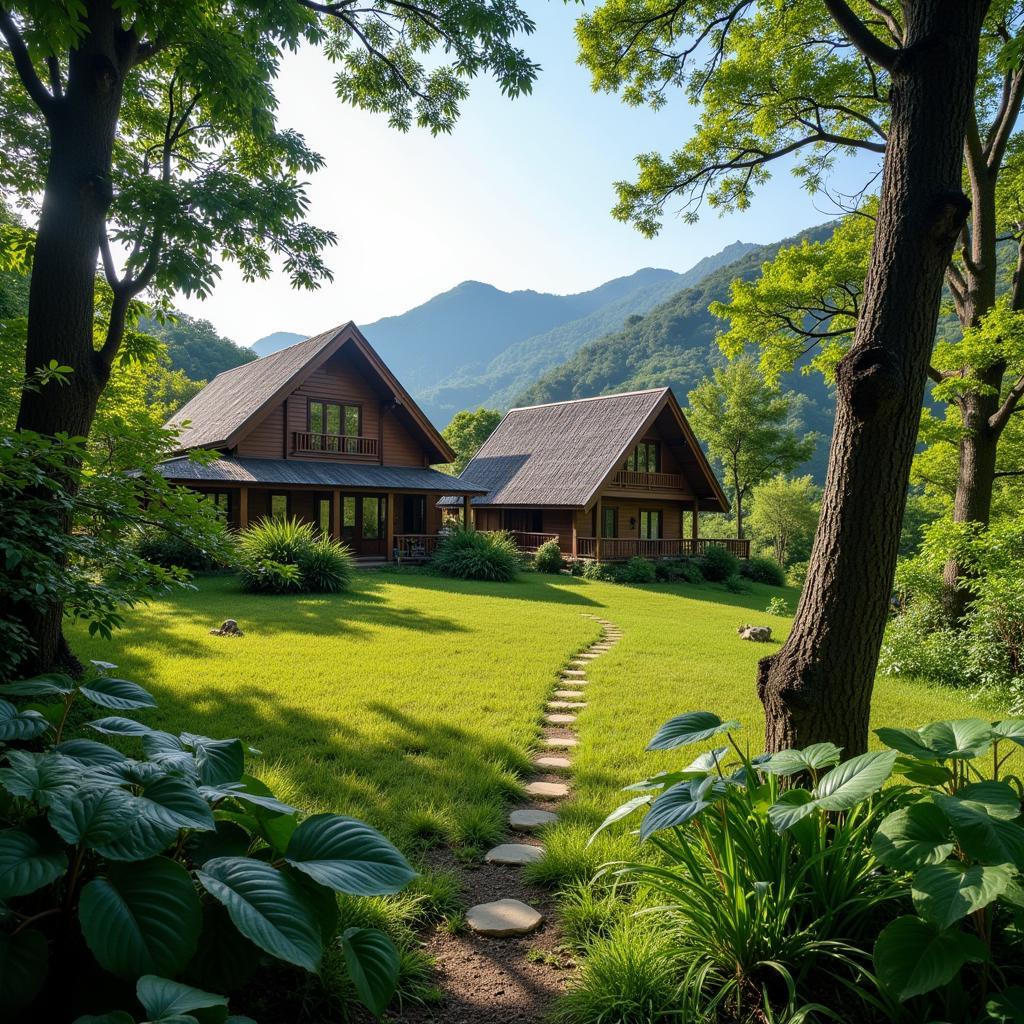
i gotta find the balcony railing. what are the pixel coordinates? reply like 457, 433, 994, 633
502, 530, 560, 553
576, 537, 750, 561
610, 469, 685, 491
394, 534, 440, 562
292, 432, 378, 457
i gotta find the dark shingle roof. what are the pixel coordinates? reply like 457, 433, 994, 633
449, 389, 670, 507
167, 326, 344, 450
153, 456, 488, 493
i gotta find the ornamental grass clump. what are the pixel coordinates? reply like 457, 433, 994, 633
431, 527, 521, 582
239, 517, 353, 593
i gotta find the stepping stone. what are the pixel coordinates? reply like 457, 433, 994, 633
534, 754, 571, 771
542, 735, 578, 748
547, 700, 586, 710
465, 899, 543, 937
485, 843, 544, 865
568, 661, 590, 668
553, 689, 585, 699
525, 780, 570, 799
576, 653, 598, 660
545, 713, 576, 725
562, 669, 586, 677
510, 808, 558, 832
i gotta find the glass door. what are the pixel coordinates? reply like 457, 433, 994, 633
340, 493, 387, 556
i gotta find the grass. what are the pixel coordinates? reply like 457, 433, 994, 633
68, 569, 1006, 860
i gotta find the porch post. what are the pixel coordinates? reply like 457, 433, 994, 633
595, 497, 603, 562
571, 516, 577, 559
239, 486, 249, 531
386, 492, 395, 561
691, 499, 699, 540
463, 494, 472, 528
332, 488, 341, 541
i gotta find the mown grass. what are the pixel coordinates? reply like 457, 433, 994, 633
68, 570, 1005, 860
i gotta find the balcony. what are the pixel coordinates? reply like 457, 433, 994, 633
609, 469, 684, 491
292, 432, 378, 457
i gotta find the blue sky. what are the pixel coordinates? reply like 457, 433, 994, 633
177, 1, 881, 346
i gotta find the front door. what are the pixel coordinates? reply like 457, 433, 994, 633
341, 493, 388, 557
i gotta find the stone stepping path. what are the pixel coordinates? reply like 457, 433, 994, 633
468, 616, 621, 942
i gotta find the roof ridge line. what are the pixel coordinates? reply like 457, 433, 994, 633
505, 387, 669, 413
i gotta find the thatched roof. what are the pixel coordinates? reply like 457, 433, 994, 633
443, 388, 729, 511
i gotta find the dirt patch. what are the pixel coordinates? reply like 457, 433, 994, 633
392, 849, 573, 1024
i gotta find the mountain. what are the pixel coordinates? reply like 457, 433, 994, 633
252, 330, 306, 357
417, 241, 757, 422
517, 225, 839, 482
143, 312, 256, 382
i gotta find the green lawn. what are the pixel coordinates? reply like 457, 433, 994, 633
68, 571, 1004, 857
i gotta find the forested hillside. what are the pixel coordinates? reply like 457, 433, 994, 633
144, 313, 256, 381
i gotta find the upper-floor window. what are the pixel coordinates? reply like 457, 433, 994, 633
626, 440, 660, 473
309, 401, 361, 452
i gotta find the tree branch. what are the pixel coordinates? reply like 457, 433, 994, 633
0, 7, 56, 115
822, 0, 898, 71
989, 374, 1024, 436
985, 67, 1024, 172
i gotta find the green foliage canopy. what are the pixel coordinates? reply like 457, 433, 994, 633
440, 407, 502, 474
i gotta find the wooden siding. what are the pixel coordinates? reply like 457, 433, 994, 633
235, 347, 435, 468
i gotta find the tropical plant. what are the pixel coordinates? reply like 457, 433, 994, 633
431, 527, 521, 582
0, 665, 415, 1021
699, 545, 739, 583
533, 540, 565, 574
594, 710, 1024, 1021
238, 518, 353, 594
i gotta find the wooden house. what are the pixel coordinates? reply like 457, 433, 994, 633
156, 322, 485, 561
441, 389, 748, 560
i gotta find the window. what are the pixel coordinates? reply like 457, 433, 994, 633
309, 401, 361, 451
342, 496, 357, 541
270, 493, 289, 520
402, 495, 427, 534
626, 440, 661, 473
362, 496, 383, 539
317, 497, 332, 537
602, 506, 618, 538
639, 509, 663, 539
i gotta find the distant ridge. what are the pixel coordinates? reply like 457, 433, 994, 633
251, 330, 306, 358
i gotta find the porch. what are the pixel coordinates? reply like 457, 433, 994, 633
394, 529, 559, 563
574, 537, 751, 560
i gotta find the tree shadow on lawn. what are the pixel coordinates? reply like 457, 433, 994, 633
121, 681, 542, 851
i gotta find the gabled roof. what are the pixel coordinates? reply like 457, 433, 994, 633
445, 388, 729, 511
165, 322, 455, 463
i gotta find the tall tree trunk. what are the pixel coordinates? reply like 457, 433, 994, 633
13, 2, 127, 675
758, 0, 985, 755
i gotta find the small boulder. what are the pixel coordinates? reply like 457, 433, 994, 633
210, 618, 244, 637
737, 624, 771, 643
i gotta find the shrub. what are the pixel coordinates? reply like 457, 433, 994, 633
786, 559, 809, 587
238, 517, 353, 593
135, 528, 232, 571
431, 527, 521, 582
617, 556, 656, 584
765, 595, 790, 616
591, 709, 1024, 1021
723, 572, 749, 593
700, 544, 739, 581
579, 560, 615, 581
738, 554, 786, 586
654, 557, 703, 583
533, 539, 565, 574
0, 668, 413, 1020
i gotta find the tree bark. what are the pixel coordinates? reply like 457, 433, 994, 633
13, 1, 129, 675
758, 0, 986, 755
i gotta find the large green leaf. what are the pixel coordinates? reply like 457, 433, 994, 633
872, 803, 955, 871
646, 711, 740, 751
812, 750, 897, 811
341, 927, 400, 1017
196, 856, 322, 971
991, 720, 1024, 748
182, 735, 244, 787
0, 674, 74, 698
56, 739, 128, 767
640, 778, 725, 839
0, 748, 80, 806
934, 793, 1024, 869
143, 732, 198, 776
767, 788, 817, 832
133, 776, 215, 833
0, 698, 49, 742
912, 862, 1015, 929
918, 719, 994, 759
79, 857, 202, 979
136, 975, 228, 1020
78, 676, 157, 711
87, 716, 157, 737
762, 742, 842, 777
0, 928, 48, 1012
590, 794, 653, 841
875, 727, 940, 760
874, 916, 988, 1000
92, 806, 180, 862
958, 781, 1021, 821
0, 828, 67, 898
284, 814, 415, 896
891, 755, 952, 787
71, 1013, 135, 1024
48, 785, 139, 847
